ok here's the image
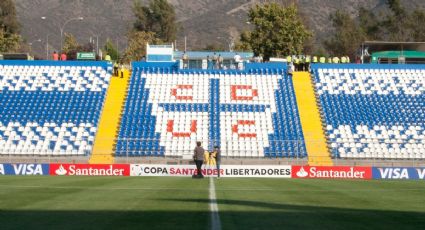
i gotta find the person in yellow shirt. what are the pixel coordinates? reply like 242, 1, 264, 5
286, 55, 292, 63
104, 53, 112, 62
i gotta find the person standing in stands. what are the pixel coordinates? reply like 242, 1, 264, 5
182, 51, 188, 69
207, 55, 213, 70
113, 62, 119, 76
213, 52, 218, 69
104, 53, 112, 62
193, 141, 205, 178
60, 53, 67, 61
120, 63, 125, 78
218, 54, 224, 69
213, 146, 221, 179
52, 51, 59, 61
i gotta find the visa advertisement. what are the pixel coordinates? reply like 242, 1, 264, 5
372, 167, 425, 180
0, 163, 49, 175
49, 164, 130, 176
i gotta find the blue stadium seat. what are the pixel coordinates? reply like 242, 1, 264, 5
0, 61, 112, 156
116, 64, 307, 158
311, 64, 425, 159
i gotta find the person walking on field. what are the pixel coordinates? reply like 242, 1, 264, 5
193, 141, 205, 178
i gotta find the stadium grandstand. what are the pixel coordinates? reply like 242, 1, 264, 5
2, 1, 425, 229
1, 57, 423, 166
0, 61, 112, 161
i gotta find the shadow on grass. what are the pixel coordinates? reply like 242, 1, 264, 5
0, 199, 424, 230
165, 198, 425, 230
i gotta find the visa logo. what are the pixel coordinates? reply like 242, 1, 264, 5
416, 168, 425, 179
13, 164, 44, 175
378, 168, 409, 179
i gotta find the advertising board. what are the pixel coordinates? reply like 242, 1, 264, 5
372, 167, 425, 180
130, 164, 292, 178
292, 166, 372, 179
50, 164, 130, 176
0, 163, 49, 175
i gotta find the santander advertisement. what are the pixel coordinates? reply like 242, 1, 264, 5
50, 164, 130, 176
292, 166, 372, 179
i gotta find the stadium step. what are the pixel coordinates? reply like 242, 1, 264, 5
89, 68, 131, 164
292, 71, 333, 166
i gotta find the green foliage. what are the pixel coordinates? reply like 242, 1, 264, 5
62, 33, 80, 54
0, 0, 20, 34
234, 31, 252, 52
383, 0, 409, 41
133, 0, 177, 42
356, 0, 425, 42
103, 38, 120, 61
324, 10, 365, 58
409, 10, 425, 41
241, 3, 312, 60
201, 43, 226, 51
0, 0, 21, 52
0, 28, 20, 52
358, 7, 381, 40
123, 31, 160, 63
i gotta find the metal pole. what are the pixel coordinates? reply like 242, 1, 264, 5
60, 28, 64, 54
116, 39, 119, 60
46, 34, 50, 60
96, 36, 99, 56
184, 36, 187, 52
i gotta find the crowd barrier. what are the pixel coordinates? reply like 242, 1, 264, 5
1, 163, 425, 180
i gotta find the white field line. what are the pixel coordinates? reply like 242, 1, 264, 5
209, 177, 221, 230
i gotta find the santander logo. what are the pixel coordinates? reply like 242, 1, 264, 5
55, 165, 67, 175
296, 167, 308, 178
50, 164, 130, 176
292, 166, 372, 179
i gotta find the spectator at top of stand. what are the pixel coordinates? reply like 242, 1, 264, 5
104, 53, 112, 62
52, 51, 59, 61
234, 53, 242, 63
60, 53, 67, 61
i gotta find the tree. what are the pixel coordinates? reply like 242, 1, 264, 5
0, 0, 20, 35
0, 28, 20, 52
383, 0, 410, 41
201, 43, 225, 51
324, 10, 365, 58
62, 33, 80, 54
234, 31, 252, 52
0, 0, 21, 52
358, 7, 382, 40
409, 10, 425, 41
241, 3, 312, 60
103, 38, 120, 61
133, 0, 177, 42
123, 31, 160, 62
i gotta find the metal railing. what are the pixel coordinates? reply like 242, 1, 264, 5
1, 137, 424, 166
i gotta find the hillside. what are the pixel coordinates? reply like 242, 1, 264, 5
15, 0, 425, 58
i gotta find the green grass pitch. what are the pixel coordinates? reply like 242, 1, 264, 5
0, 176, 424, 230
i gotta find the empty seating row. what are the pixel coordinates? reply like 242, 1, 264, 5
312, 64, 425, 159
0, 62, 112, 156
116, 65, 306, 158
